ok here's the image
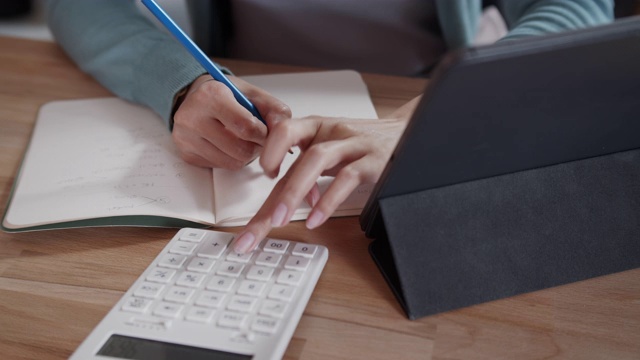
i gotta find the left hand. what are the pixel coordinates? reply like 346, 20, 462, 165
232, 96, 421, 253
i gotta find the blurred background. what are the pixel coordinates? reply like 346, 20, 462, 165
0, 0, 192, 41
0, 0, 638, 44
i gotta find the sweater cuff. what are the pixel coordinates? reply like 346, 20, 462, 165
132, 38, 207, 127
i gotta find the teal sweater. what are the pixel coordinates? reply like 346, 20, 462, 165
46, 0, 613, 126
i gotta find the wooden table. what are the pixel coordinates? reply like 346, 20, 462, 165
1, 35, 638, 360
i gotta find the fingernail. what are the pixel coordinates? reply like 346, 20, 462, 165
306, 209, 325, 229
271, 203, 288, 227
234, 232, 255, 254
268, 165, 280, 179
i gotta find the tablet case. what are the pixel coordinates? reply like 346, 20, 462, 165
361, 16, 640, 320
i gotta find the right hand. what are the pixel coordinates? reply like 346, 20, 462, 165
232, 96, 422, 253
172, 74, 292, 169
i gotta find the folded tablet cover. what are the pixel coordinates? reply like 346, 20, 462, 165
374, 148, 640, 319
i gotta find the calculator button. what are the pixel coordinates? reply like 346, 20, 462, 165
206, 275, 236, 292
195, 291, 226, 308
175, 271, 206, 288
276, 270, 303, 286
185, 307, 215, 323
122, 297, 152, 313
268, 284, 296, 301
146, 268, 177, 283
254, 252, 282, 267
227, 295, 258, 312
259, 300, 288, 318
197, 236, 232, 259
169, 241, 197, 255
164, 286, 195, 303
134, 282, 165, 299
158, 253, 187, 269
186, 257, 215, 273
217, 262, 245, 277
226, 251, 254, 263
237, 280, 266, 297
154, 302, 184, 318
218, 311, 248, 329
179, 229, 206, 242
292, 243, 318, 258
246, 265, 274, 282
251, 316, 280, 334
284, 256, 311, 271
263, 239, 289, 254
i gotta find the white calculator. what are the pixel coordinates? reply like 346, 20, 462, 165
70, 228, 328, 360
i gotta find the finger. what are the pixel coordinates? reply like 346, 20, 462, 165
172, 114, 258, 169
306, 158, 369, 229
234, 134, 366, 253
173, 130, 247, 169
232, 214, 272, 254
259, 118, 321, 178
304, 182, 321, 208
198, 80, 268, 144
268, 138, 369, 228
194, 118, 262, 164
230, 77, 292, 129
232, 176, 292, 254
251, 93, 292, 127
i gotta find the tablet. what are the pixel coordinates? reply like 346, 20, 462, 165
361, 16, 640, 236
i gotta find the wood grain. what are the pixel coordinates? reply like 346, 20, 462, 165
0, 36, 638, 360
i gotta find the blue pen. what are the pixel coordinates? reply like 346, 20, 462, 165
141, 0, 265, 124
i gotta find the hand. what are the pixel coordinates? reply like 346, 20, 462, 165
172, 75, 291, 169
232, 96, 422, 253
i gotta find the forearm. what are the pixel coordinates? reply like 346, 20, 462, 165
501, 0, 614, 40
46, 0, 205, 125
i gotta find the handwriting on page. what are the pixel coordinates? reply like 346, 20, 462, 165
49, 124, 195, 213
9, 99, 216, 226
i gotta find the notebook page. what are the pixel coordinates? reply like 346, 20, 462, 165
212, 70, 377, 226
3, 98, 216, 229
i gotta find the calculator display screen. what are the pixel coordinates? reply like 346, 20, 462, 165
97, 334, 252, 360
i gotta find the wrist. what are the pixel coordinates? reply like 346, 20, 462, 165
170, 74, 208, 130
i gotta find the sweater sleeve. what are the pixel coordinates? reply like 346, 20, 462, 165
500, 0, 614, 41
45, 0, 207, 126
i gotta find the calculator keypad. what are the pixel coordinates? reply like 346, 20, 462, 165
123, 229, 324, 341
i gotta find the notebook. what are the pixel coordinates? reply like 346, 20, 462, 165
2, 70, 376, 232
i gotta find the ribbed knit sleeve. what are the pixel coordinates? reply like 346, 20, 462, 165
500, 0, 614, 40
46, 0, 206, 126
437, 0, 614, 49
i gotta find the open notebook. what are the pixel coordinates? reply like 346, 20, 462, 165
2, 70, 376, 231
